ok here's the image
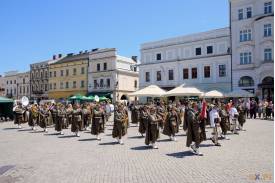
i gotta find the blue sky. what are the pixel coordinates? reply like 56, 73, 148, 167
0, 0, 229, 75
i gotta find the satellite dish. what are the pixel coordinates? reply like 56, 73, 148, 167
21, 96, 29, 106
95, 95, 99, 102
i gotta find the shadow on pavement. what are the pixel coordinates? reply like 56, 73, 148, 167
78, 138, 97, 141
2, 128, 18, 130
130, 146, 152, 150
128, 136, 144, 139
158, 139, 171, 142
44, 133, 60, 136
29, 131, 45, 133
99, 142, 117, 145
200, 143, 215, 147
18, 129, 33, 132
166, 151, 195, 158
58, 135, 76, 138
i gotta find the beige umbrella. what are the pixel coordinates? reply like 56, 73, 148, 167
128, 85, 166, 97
225, 90, 255, 98
203, 90, 224, 98
164, 85, 203, 97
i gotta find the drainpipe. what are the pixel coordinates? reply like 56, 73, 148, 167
229, 1, 233, 92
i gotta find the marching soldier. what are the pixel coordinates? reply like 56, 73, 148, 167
131, 102, 140, 126
55, 104, 66, 135
112, 104, 128, 144
219, 103, 230, 140
163, 105, 179, 141
71, 104, 82, 137
39, 104, 51, 133
209, 104, 222, 146
184, 102, 203, 156
13, 103, 24, 129
91, 104, 105, 140
237, 101, 246, 131
145, 106, 162, 149
138, 105, 148, 136
28, 104, 39, 130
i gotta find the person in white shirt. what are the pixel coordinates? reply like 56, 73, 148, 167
209, 104, 221, 146
229, 104, 239, 135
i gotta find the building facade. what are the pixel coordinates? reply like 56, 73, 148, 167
139, 28, 232, 94
48, 51, 89, 100
0, 75, 5, 96
230, 0, 274, 100
3, 71, 30, 99
88, 48, 138, 102
30, 54, 62, 101
16, 71, 30, 99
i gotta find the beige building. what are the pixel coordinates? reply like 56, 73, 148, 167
0, 75, 5, 96
88, 48, 139, 102
48, 51, 90, 100
17, 72, 30, 99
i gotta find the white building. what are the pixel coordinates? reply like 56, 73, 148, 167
0, 75, 5, 97
230, 0, 274, 100
140, 28, 232, 96
88, 48, 139, 102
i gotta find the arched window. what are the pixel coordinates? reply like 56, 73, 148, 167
239, 76, 254, 87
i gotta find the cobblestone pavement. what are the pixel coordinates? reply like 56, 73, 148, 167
0, 116, 273, 183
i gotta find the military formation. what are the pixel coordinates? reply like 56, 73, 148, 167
12, 98, 252, 156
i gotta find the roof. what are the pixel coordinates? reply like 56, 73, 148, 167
52, 52, 90, 65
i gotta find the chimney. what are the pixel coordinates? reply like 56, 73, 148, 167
79, 51, 83, 54
58, 53, 62, 58
131, 56, 138, 62
53, 55, 56, 60
92, 48, 99, 52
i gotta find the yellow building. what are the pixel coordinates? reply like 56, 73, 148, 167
48, 51, 89, 100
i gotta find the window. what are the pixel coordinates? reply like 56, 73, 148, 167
264, 2, 272, 14
264, 48, 272, 61
60, 70, 64, 76
264, 24, 272, 37
156, 71, 161, 81
45, 71, 48, 78
41, 72, 43, 78
195, 47, 201, 55
219, 65, 226, 77
240, 29, 252, 42
73, 68, 77, 75
204, 66, 211, 78
183, 68, 189, 79
134, 80, 137, 88
23, 78, 25, 84
66, 69, 69, 76
168, 70, 174, 80
246, 7, 252, 18
54, 71, 56, 77
156, 53, 162, 60
81, 67, 85, 74
53, 83, 56, 89
49, 83, 52, 90
50, 72, 52, 78
207, 46, 213, 54
240, 52, 252, 65
192, 68, 197, 79
145, 72, 150, 82
23, 87, 25, 94
239, 76, 254, 87
81, 80, 85, 88
10, 80, 12, 84
45, 84, 48, 91
104, 63, 107, 70
66, 82, 69, 88
100, 79, 104, 87
107, 79, 110, 87
27, 86, 29, 93
97, 64, 100, 71
238, 9, 243, 20
14, 80, 16, 84
6, 81, 8, 84
19, 86, 22, 94
60, 82, 64, 89
73, 81, 76, 88
94, 80, 97, 89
